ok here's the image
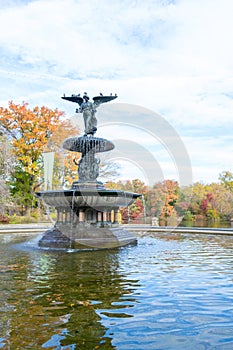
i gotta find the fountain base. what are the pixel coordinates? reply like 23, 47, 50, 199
39, 224, 137, 249
36, 188, 140, 249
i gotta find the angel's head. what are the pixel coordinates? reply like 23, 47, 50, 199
83, 94, 89, 101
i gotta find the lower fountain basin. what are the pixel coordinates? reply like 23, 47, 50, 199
36, 189, 140, 208
36, 188, 140, 249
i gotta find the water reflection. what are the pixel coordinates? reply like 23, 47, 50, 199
0, 234, 139, 349
1, 233, 233, 349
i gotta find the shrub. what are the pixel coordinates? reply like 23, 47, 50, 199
0, 213, 10, 224
9, 214, 37, 224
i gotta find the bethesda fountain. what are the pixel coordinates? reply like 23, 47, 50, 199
36, 92, 140, 249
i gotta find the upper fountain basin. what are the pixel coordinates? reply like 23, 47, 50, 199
62, 135, 115, 153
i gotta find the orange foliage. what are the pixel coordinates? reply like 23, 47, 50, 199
159, 180, 179, 218
0, 101, 63, 175
47, 120, 80, 187
0, 101, 81, 188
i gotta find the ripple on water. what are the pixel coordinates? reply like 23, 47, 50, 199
0, 233, 233, 349
96, 235, 233, 349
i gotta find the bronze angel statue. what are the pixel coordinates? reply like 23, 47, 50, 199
62, 92, 117, 135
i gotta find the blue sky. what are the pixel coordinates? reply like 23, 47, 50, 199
1, 0, 233, 185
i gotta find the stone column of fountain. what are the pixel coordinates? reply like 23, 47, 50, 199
36, 93, 140, 249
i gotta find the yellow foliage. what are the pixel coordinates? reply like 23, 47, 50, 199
0, 101, 81, 189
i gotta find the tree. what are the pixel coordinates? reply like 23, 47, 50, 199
0, 135, 16, 215
0, 178, 12, 220
219, 171, 233, 192
177, 182, 233, 224
0, 101, 76, 211
147, 180, 179, 223
205, 183, 233, 220
183, 182, 207, 215
120, 197, 144, 223
105, 179, 146, 223
159, 180, 179, 222
43, 119, 80, 189
0, 101, 64, 175
98, 160, 120, 182
0, 134, 15, 180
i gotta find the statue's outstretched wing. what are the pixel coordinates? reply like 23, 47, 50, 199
93, 95, 117, 105
61, 95, 83, 106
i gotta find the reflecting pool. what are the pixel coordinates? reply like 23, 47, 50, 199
0, 232, 233, 349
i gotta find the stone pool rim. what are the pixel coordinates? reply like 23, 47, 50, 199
1, 223, 233, 236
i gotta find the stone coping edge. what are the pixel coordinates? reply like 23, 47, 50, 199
0, 223, 52, 234
123, 225, 233, 236
0, 224, 233, 236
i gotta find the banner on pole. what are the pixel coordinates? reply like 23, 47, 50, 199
42, 152, 54, 190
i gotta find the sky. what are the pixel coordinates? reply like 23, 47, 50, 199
0, 0, 233, 186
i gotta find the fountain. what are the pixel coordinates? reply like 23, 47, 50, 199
36, 93, 140, 249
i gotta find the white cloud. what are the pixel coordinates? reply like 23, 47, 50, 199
183, 135, 233, 183
1, 0, 233, 79
0, 0, 233, 184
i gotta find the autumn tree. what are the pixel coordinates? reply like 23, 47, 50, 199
0, 135, 16, 216
177, 182, 233, 225
0, 134, 15, 179
43, 119, 80, 189
219, 171, 233, 192
0, 101, 64, 174
179, 182, 207, 216
0, 101, 77, 211
0, 178, 11, 222
204, 183, 233, 221
120, 197, 144, 223
147, 180, 178, 220
106, 179, 146, 223
159, 180, 179, 224
106, 179, 147, 194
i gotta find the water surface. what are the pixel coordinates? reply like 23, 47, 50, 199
0, 232, 233, 349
